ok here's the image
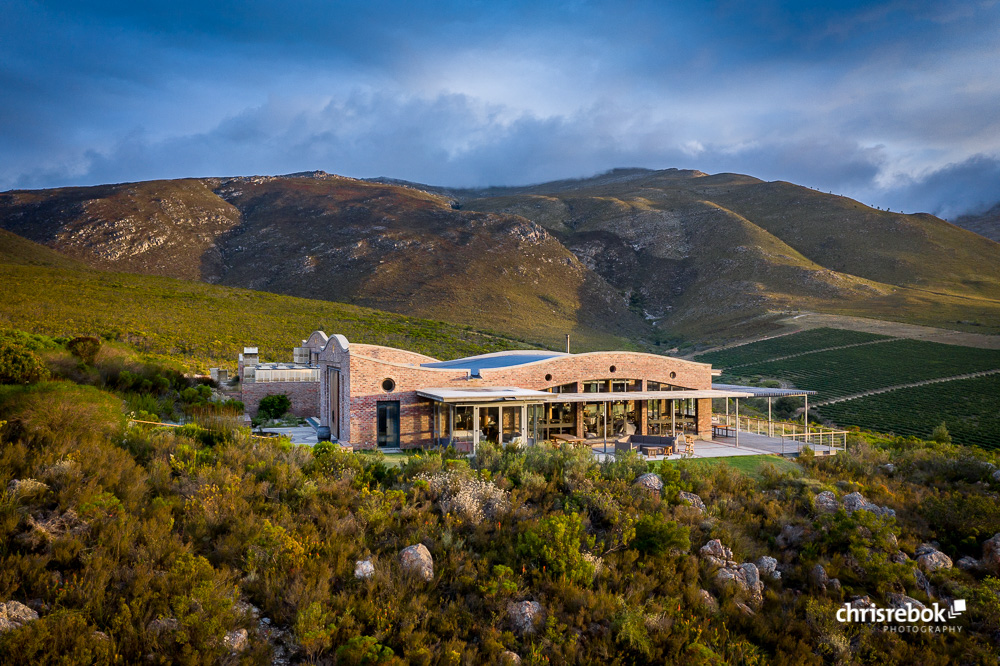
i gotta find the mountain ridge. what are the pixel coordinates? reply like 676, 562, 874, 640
2, 167, 999, 346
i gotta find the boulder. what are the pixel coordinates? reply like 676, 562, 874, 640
828, 578, 842, 593
634, 473, 663, 495
891, 550, 911, 564
850, 596, 876, 610
956, 556, 982, 572
678, 491, 706, 512
699, 539, 733, 569
889, 594, 926, 611
756, 556, 780, 580
224, 628, 249, 652
697, 589, 719, 612
842, 491, 896, 518
810, 564, 830, 591
879, 463, 896, 475
982, 533, 1000, 576
916, 547, 953, 573
508, 601, 544, 635
500, 651, 522, 665
992, 469, 1000, 484
715, 563, 763, 607
776, 524, 805, 550
0, 601, 39, 633
354, 559, 376, 580
399, 544, 434, 582
735, 601, 756, 616
814, 491, 838, 513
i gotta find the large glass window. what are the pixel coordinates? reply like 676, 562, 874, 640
454, 406, 475, 448
501, 406, 522, 444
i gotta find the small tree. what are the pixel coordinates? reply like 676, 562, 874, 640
258, 394, 291, 421
931, 422, 952, 445
67, 336, 101, 365
0, 340, 50, 384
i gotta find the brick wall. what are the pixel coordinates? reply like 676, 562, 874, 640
241, 381, 320, 418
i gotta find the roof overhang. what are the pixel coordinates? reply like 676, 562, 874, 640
416, 387, 554, 403
712, 383, 817, 398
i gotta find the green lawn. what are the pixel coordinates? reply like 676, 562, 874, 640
662, 454, 800, 479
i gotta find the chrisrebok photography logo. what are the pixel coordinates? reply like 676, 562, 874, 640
836, 599, 966, 633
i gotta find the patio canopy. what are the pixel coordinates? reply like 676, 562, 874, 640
418, 387, 754, 404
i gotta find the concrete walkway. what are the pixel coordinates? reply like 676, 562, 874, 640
259, 426, 319, 446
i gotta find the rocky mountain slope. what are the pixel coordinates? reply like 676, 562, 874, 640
3, 168, 999, 345
954, 203, 1000, 243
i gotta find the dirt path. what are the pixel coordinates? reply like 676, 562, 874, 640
815, 368, 1000, 407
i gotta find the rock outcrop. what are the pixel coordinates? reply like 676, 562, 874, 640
224, 628, 249, 652
842, 491, 896, 518
0, 601, 39, 633
399, 544, 434, 582
814, 491, 839, 513
508, 601, 544, 635
982, 533, 1000, 576
678, 491, 706, 512
354, 559, 375, 580
699, 539, 734, 569
756, 556, 780, 580
915, 544, 953, 573
634, 473, 663, 495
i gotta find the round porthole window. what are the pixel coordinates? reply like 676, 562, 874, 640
669, 371, 676, 379
609, 365, 617, 373
545, 373, 553, 382
381, 378, 396, 392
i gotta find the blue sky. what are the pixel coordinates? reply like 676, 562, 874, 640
2, 0, 999, 217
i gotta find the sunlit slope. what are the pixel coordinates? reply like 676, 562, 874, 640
0, 234, 544, 371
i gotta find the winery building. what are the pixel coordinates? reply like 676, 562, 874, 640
299, 331, 747, 451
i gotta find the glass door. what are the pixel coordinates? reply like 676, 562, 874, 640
376, 401, 400, 448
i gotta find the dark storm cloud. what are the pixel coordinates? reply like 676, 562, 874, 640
2, 1, 999, 215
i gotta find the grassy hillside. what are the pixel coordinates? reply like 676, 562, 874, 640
0, 174, 648, 350
4, 376, 1000, 662
0, 239, 543, 372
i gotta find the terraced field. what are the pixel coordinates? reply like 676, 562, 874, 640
694, 328, 891, 368
820, 374, 1000, 449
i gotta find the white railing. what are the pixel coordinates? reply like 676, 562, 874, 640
713, 413, 847, 456
778, 431, 848, 456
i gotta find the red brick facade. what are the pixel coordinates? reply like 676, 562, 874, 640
315, 333, 717, 450
241, 381, 320, 418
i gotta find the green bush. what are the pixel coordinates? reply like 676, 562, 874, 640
66, 335, 102, 365
0, 340, 50, 385
258, 393, 291, 420
632, 514, 691, 555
